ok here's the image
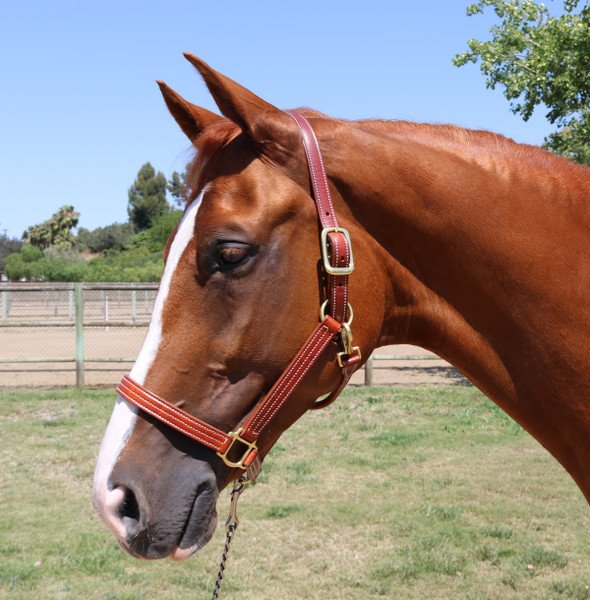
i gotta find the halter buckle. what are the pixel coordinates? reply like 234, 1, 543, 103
320, 227, 355, 275
217, 428, 258, 470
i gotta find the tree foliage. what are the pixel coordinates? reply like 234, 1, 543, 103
127, 163, 169, 231
454, 0, 590, 164
5, 160, 185, 281
167, 168, 190, 207
3, 209, 176, 282
22, 205, 80, 249
0, 232, 23, 272
4, 243, 164, 282
132, 210, 183, 252
77, 222, 135, 254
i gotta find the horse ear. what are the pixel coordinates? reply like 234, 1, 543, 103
157, 80, 222, 143
183, 53, 296, 151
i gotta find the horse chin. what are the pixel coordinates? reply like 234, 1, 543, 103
169, 542, 205, 562
171, 506, 218, 562
163, 479, 219, 561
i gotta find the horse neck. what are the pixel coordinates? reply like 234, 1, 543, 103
326, 124, 519, 395
322, 120, 590, 494
327, 122, 588, 347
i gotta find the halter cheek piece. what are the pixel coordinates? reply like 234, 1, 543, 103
116, 112, 362, 483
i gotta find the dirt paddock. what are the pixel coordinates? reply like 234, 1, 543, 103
1, 324, 470, 389
0, 283, 470, 389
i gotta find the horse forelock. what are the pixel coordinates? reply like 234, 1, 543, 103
184, 109, 332, 200
184, 120, 243, 199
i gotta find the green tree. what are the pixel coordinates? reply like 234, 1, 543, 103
4, 245, 42, 280
132, 210, 183, 252
454, 0, 590, 165
21, 245, 43, 263
0, 232, 23, 272
128, 163, 169, 231
4, 242, 164, 282
77, 222, 135, 254
22, 205, 80, 249
167, 167, 190, 207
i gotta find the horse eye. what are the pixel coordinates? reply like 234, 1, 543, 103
219, 245, 249, 265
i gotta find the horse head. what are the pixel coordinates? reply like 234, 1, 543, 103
92, 55, 381, 561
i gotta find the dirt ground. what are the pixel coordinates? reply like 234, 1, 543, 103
349, 344, 470, 387
0, 323, 470, 389
0, 284, 470, 388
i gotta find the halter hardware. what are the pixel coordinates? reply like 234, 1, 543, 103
319, 301, 361, 367
216, 428, 259, 470
337, 322, 362, 368
320, 299, 353, 324
320, 227, 355, 275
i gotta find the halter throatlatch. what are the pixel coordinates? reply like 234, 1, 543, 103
116, 112, 362, 483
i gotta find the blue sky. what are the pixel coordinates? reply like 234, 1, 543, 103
0, 0, 559, 240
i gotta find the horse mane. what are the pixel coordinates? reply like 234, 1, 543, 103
184, 111, 589, 205
352, 118, 590, 187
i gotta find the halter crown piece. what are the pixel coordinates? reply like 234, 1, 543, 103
116, 112, 362, 483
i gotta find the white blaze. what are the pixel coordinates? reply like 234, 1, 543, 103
93, 192, 205, 518
131, 191, 205, 382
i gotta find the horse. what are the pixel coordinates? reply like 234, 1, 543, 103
93, 53, 590, 563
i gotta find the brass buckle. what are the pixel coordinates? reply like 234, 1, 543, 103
216, 428, 258, 470
337, 322, 362, 367
320, 227, 354, 276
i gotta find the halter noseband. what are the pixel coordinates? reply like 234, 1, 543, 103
116, 112, 362, 482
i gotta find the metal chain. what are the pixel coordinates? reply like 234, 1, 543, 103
210, 477, 248, 600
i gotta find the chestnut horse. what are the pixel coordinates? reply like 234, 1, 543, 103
93, 54, 590, 562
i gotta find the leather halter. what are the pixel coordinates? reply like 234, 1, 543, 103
116, 113, 362, 482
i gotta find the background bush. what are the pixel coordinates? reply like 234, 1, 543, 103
77, 222, 135, 254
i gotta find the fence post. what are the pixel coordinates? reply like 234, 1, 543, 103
131, 289, 137, 323
75, 283, 85, 387
364, 353, 374, 386
2, 289, 8, 320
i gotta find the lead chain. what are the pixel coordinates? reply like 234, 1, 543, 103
210, 477, 248, 600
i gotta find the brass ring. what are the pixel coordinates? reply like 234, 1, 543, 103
320, 300, 354, 326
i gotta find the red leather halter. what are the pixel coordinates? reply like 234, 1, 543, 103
116, 113, 362, 482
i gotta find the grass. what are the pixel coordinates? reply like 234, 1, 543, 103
1, 385, 590, 599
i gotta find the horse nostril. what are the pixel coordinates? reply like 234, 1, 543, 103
119, 488, 140, 522
116, 487, 142, 539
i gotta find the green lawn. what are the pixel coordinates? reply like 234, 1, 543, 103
1, 386, 589, 599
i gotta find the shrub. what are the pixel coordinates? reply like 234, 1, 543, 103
4, 253, 28, 280
132, 210, 182, 252
20, 245, 43, 263
0, 233, 23, 272
77, 223, 135, 253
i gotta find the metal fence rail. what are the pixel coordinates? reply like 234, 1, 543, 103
1, 282, 462, 388
1, 282, 158, 387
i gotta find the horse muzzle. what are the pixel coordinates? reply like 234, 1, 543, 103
93, 460, 219, 560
